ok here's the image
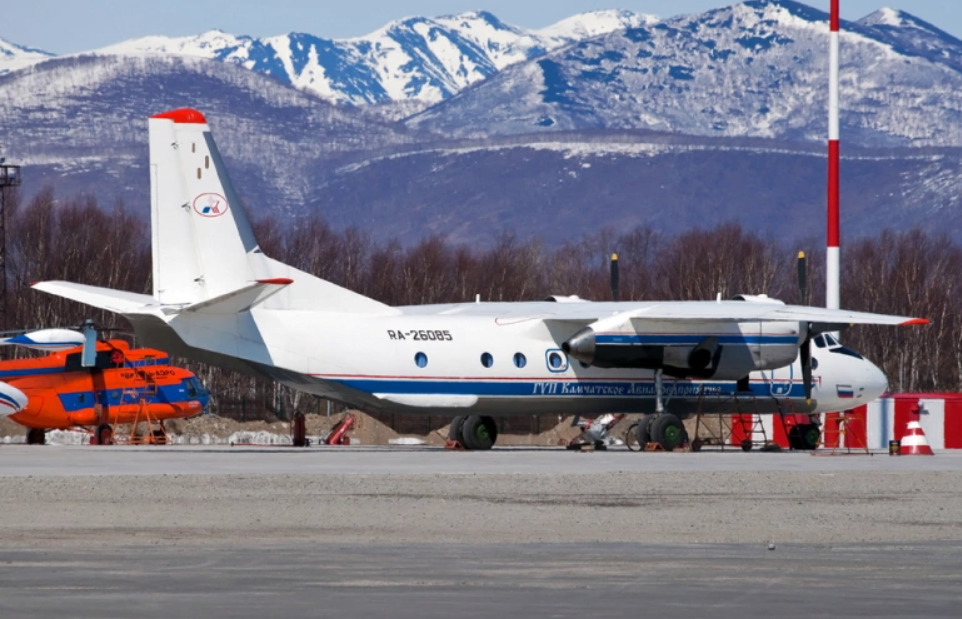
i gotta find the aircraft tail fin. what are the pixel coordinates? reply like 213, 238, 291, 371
148, 109, 390, 314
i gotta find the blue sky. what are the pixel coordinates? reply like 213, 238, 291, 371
3, 1, 961, 54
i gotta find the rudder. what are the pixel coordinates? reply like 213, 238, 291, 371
149, 108, 260, 305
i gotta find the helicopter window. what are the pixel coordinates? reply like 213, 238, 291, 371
814, 335, 827, 349
64, 350, 119, 372
186, 378, 200, 398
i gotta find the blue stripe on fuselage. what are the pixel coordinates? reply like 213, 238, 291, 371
327, 377, 807, 400
56, 383, 197, 413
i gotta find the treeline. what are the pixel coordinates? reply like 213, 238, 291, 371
2, 188, 955, 419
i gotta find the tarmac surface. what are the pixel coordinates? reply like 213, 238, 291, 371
1, 445, 961, 618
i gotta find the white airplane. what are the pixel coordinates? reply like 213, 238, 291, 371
34, 108, 928, 450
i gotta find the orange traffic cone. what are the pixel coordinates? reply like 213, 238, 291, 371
899, 420, 934, 455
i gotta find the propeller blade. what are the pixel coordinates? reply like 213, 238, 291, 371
610, 253, 620, 302
796, 250, 808, 305
81, 320, 98, 368
801, 329, 813, 402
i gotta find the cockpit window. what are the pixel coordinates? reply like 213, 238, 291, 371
185, 377, 207, 397
814, 335, 827, 348
830, 346, 864, 360
825, 334, 841, 347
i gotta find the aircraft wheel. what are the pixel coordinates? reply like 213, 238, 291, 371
801, 424, 821, 450
741, 439, 754, 452
787, 424, 820, 450
95, 424, 114, 446
649, 414, 685, 451
448, 416, 466, 443
26, 428, 46, 445
786, 426, 802, 450
634, 414, 653, 448
461, 415, 497, 450
690, 437, 704, 452
625, 423, 642, 451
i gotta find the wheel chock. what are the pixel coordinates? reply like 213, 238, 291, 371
644, 442, 665, 452
444, 440, 465, 450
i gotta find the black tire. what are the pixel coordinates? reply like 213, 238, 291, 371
634, 414, 653, 447
801, 423, 821, 450
741, 439, 754, 452
95, 424, 114, 446
448, 416, 466, 442
650, 414, 685, 451
479, 416, 498, 446
787, 425, 803, 450
690, 438, 704, 452
461, 415, 496, 450
787, 424, 820, 450
26, 428, 46, 445
625, 423, 642, 451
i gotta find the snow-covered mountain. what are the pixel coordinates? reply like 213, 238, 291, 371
3, 1, 962, 247
408, 0, 962, 147
0, 54, 414, 212
0, 37, 54, 75
83, 10, 654, 105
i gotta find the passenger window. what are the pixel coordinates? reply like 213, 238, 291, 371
481, 352, 494, 368
513, 353, 526, 368
414, 352, 428, 368
546, 350, 568, 372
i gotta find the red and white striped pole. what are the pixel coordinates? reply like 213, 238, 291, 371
827, 0, 840, 311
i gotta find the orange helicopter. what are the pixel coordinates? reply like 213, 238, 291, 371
0, 327, 209, 445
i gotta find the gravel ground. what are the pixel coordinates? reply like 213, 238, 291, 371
2, 468, 960, 548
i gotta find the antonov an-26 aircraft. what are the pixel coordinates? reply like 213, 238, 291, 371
34, 109, 928, 450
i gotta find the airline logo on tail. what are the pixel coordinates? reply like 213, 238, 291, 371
193, 193, 229, 217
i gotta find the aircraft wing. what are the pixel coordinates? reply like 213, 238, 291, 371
536, 300, 927, 329
31, 281, 158, 314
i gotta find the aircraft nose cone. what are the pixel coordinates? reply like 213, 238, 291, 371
861, 359, 889, 402
0, 382, 29, 417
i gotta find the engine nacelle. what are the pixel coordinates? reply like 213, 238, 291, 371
563, 321, 801, 379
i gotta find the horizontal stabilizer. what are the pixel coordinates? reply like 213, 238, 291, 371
182, 279, 293, 314
31, 281, 157, 314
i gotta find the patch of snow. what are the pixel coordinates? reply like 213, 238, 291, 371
388, 437, 427, 445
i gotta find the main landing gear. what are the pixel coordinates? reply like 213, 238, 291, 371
90, 424, 114, 446
627, 369, 689, 452
448, 415, 498, 450
26, 428, 46, 445
630, 412, 689, 451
